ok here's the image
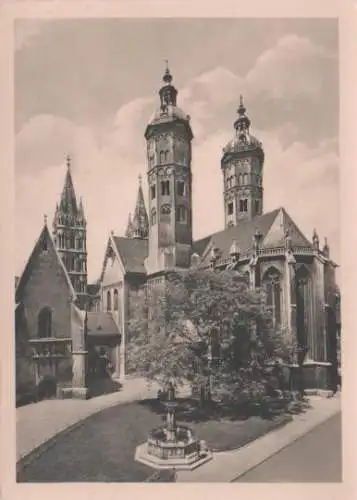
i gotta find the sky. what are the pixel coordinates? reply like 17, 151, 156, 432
15, 18, 339, 282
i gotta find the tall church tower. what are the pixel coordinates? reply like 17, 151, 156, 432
52, 155, 87, 307
144, 64, 194, 274
221, 96, 264, 228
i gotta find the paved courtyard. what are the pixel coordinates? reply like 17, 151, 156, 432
16, 380, 341, 483
235, 412, 342, 482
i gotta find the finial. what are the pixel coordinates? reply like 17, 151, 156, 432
163, 59, 173, 84
65, 154, 71, 169
138, 173, 142, 186
238, 94, 246, 115
44, 214, 48, 226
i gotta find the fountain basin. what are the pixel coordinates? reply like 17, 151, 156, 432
135, 424, 212, 470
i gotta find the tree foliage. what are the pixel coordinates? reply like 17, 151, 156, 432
127, 268, 296, 402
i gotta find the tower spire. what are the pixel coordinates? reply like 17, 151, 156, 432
159, 61, 177, 111
234, 94, 251, 139
52, 154, 88, 306
131, 174, 149, 239
125, 212, 134, 238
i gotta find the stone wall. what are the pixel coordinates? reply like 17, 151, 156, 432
21, 247, 73, 340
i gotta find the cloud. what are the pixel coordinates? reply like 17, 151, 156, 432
246, 34, 335, 99
15, 33, 339, 281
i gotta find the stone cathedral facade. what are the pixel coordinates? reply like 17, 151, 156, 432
15, 66, 340, 400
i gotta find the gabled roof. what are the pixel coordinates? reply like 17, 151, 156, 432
112, 236, 148, 274
86, 312, 120, 337
15, 222, 77, 303
192, 207, 312, 266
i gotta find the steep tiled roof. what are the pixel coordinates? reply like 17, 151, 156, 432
86, 312, 120, 337
192, 207, 312, 266
193, 208, 281, 263
112, 236, 148, 274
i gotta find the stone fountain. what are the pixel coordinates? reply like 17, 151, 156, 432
135, 382, 212, 470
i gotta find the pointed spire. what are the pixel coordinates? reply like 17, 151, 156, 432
59, 155, 78, 216
159, 60, 178, 110
125, 213, 134, 238
131, 175, 149, 239
43, 214, 48, 226
234, 94, 251, 137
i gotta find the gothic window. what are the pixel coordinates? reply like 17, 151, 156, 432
113, 289, 119, 311
151, 208, 157, 225
255, 199, 260, 214
295, 266, 311, 353
176, 205, 187, 223
159, 151, 165, 164
238, 174, 243, 185
38, 307, 52, 338
262, 269, 282, 327
177, 180, 185, 196
161, 180, 170, 196
239, 199, 248, 212
150, 185, 156, 200
107, 290, 112, 311
164, 150, 170, 162
227, 202, 234, 215
243, 173, 248, 185
149, 154, 155, 168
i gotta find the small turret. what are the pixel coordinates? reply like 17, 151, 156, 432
312, 228, 319, 251
322, 237, 330, 259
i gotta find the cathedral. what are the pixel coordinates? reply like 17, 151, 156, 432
15, 65, 341, 401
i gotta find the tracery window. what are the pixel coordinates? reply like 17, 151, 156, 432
239, 199, 248, 212
227, 202, 234, 215
262, 269, 282, 327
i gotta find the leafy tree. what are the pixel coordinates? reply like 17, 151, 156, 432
127, 268, 296, 404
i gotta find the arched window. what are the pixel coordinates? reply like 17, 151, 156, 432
151, 208, 157, 225
243, 173, 248, 185
107, 290, 112, 311
160, 151, 165, 164
164, 150, 170, 162
176, 205, 187, 223
295, 266, 311, 355
38, 307, 52, 338
262, 268, 281, 327
161, 180, 170, 196
113, 289, 119, 311
238, 174, 243, 185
